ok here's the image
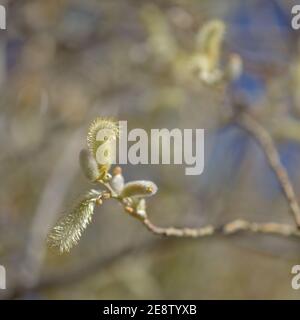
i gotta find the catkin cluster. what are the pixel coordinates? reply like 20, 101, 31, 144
47, 118, 157, 253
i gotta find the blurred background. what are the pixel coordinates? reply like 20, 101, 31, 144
1, 0, 300, 299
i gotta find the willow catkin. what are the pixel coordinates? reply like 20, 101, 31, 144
111, 166, 125, 195
87, 117, 119, 179
47, 189, 101, 253
196, 19, 225, 71
79, 149, 100, 182
140, 4, 177, 63
121, 180, 158, 198
225, 53, 243, 81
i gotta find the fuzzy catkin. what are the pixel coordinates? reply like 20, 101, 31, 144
121, 180, 158, 198
86, 117, 119, 178
47, 190, 101, 253
197, 19, 225, 71
79, 149, 100, 182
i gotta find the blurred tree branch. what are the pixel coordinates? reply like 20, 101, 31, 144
236, 111, 300, 227
2, 239, 169, 300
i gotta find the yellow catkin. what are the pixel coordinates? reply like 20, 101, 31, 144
197, 20, 225, 71
87, 117, 119, 179
47, 190, 101, 253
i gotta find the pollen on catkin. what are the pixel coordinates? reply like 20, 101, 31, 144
47, 190, 102, 253
87, 117, 119, 179
87, 118, 119, 156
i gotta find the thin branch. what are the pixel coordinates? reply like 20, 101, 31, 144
108, 193, 300, 239
141, 217, 300, 238
235, 112, 300, 228
97, 180, 300, 240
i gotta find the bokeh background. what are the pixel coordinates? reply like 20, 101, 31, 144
1, 0, 300, 299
